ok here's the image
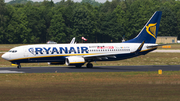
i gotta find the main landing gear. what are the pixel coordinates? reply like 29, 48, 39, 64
75, 63, 93, 68
86, 62, 93, 68
17, 65, 21, 69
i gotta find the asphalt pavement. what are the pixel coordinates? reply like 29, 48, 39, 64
0, 65, 179, 73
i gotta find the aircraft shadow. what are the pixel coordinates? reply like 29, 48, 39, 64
65, 66, 138, 71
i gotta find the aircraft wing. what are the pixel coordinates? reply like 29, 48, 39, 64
83, 52, 120, 60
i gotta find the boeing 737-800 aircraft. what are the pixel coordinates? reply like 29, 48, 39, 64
2, 11, 162, 69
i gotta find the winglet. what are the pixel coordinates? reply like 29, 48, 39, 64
136, 41, 145, 52
132, 41, 145, 55
70, 37, 75, 44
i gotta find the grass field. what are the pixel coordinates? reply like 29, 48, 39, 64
0, 72, 180, 101
0, 44, 23, 52
158, 44, 180, 49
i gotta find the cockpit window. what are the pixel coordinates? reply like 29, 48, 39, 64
9, 50, 17, 53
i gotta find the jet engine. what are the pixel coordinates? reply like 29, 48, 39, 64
65, 56, 85, 66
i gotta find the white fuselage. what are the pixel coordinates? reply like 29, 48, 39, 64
2, 43, 156, 64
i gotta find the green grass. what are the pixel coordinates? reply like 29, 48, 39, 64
0, 72, 180, 101
0, 44, 26, 52
158, 44, 180, 49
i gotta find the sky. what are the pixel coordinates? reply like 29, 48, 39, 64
5, 0, 111, 3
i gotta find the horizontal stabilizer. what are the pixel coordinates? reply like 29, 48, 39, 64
147, 43, 174, 48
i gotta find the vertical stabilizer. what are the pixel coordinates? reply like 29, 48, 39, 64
123, 11, 162, 44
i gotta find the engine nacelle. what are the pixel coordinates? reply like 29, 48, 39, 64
65, 56, 85, 66
48, 62, 65, 65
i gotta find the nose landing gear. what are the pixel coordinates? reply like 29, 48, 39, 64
17, 64, 21, 69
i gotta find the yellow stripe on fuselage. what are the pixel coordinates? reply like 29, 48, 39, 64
9, 53, 101, 61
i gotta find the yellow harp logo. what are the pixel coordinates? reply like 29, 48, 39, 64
146, 23, 157, 39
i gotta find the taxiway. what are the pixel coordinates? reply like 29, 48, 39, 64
0, 65, 179, 73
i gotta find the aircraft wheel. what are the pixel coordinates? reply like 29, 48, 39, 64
17, 65, 21, 69
86, 63, 93, 68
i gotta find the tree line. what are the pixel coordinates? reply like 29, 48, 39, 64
0, 0, 180, 44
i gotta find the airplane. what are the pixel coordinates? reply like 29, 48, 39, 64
1, 11, 162, 69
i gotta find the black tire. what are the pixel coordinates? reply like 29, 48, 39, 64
17, 65, 21, 69
86, 63, 93, 68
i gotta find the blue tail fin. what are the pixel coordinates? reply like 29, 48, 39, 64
123, 11, 162, 44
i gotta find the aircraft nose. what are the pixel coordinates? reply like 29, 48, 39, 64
1, 53, 9, 60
